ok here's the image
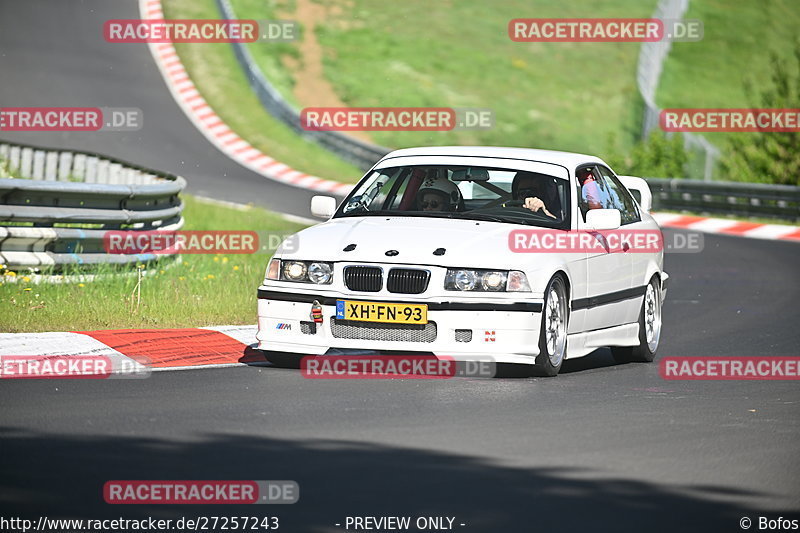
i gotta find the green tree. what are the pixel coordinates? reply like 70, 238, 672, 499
721, 42, 800, 186
606, 130, 688, 178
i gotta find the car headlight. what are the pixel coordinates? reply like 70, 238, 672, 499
445, 269, 530, 292
307, 262, 333, 284
453, 269, 477, 291
266, 259, 334, 284
481, 271, 507, 291
283, 261, 308, 281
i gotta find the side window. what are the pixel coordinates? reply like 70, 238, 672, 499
576, 165, 611, 221
597, 166, 640, 224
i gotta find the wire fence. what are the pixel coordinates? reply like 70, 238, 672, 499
636, 0, 720, 181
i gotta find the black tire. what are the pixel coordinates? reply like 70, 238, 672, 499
611, 276, 662, 364
531, 275, 569, 377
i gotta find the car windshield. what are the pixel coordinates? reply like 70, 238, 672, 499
335, 165, 569, 228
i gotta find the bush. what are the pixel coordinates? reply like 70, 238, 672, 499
721, 42, 800, 186
606, 130, 689, 178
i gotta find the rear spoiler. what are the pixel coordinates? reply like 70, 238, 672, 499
618, 176, 652, 213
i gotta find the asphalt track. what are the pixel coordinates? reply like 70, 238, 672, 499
1, 2, 799, 532
0, 0, 323, 217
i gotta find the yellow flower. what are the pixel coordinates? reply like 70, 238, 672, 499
207, 274, 215, 279
137, 264, 145, 269
178, 276, 186, 281
23, 287, 32, 291
213, 257, 219, 262
221, 257, 229, 264
22, 276, 31, 282
233, 265, 240, 271
78, 283, 85, 288
6, 271, 16, 277
159, 270, 165, 274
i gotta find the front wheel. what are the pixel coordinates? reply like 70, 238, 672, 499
532, 275, 569, 377
612, 277, 662, 363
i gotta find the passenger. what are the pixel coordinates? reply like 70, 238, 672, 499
577, 167, 603, 212
415, 176, 462, 212
576, 167, 603, 219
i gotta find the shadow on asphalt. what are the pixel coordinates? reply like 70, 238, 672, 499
0, 427, 776, 533
248, 346, 629, 378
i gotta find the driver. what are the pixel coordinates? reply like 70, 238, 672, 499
416, 176, 462, 212
510, 172, 559, 219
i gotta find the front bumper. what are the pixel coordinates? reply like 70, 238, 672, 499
256, 288, 545, 365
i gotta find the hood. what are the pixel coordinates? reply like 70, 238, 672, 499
280, 216, 522, 268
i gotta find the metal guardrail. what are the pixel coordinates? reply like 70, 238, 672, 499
637, 0, 720, 181
0, 140, 186, 269
214, 0, 390, 171
645, 178, 800, 222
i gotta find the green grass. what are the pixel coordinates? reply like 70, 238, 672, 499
0, 195, 308, 333
166, 0, 799, 183
230, 0, 658, 155
228, 0, 301, 108
161, 0, 364, 183
657, 0, 800, 153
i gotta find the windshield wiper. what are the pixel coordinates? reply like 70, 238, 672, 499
338, 210, 453, 219
457, 212, 508, 223
458, 212, 560, 226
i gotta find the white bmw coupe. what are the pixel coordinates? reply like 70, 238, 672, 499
256, 147, 668, 376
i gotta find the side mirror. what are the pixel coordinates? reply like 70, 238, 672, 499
310, 195, 336, 218
585, 209, 621, 231
618, 176, 653, 212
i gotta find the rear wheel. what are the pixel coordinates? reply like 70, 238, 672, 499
532, 275, 568, 377
612, 277, 662, 363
